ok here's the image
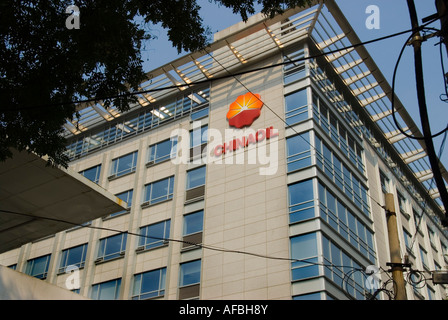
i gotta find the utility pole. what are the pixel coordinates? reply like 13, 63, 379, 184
385, 193, 408, 300
406, 0, 448, 228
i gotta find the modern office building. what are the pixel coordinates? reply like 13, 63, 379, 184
1, 0, 448, 300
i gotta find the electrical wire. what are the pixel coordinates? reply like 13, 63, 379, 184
203, 32, 385, 213
409, 127, 447, 253
0, 208, 362, 271
2, 11, 445, 301
1, 23, 434, 113
438, 32, 448, 103
391, 26, 448, 141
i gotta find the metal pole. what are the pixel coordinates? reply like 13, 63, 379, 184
385, 193, 408, 300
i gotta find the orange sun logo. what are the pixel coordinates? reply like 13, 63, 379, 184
226, 92, 263, 128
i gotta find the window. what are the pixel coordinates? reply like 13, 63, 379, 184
403, 228, 413, 253
190, 125, 208, 148
293, 292, 323, 300
311, 92, 364, 172
117, 189, 133, 208
97, 233, 127, 262
179, 260, 201, 287
315, 134, 370, 216
143, 176, 174, 205
65, 87, 210, 160
286, 132, 311, 172
285, 89, 308, 126
322, 236, 372, 300
397, 191, 407, 214
290, 233, 319, 281
132, 268, 167, 300
191, 107, 209, 121
59, 244, 88, 273
283, 46, 306, 84
91, 279, 121, 300
25, 254, 51, 279
428, 226, 437, 249
379, 170, 389, 194
187, 166, 206, 190
419, 246, 429, 269
148, 138, 177, 165
184, 210, 204, 236
80, 164, 101, 184
186, 166, 206, 202
110, 151, 138, 178
288, 179, 315, 223
108, 189, 133, 218
182, 210, 204, 249
427, 286, 436, 300
442, 242, 448, 264
318, 182, 376, 263
138, 220, 171, 250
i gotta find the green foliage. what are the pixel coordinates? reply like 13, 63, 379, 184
0, 0, 311, 167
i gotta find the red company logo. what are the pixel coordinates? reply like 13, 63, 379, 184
226, 92, 263, 128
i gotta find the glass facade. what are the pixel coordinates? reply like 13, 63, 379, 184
65, 87, 210, 160
283, 43, 379, 300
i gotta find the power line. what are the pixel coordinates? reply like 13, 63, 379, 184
0, 208, 361, 271
203, 32, 385, 213
404, 0, 448, 227
391, 26, 448, 141
2, 24, 429, 113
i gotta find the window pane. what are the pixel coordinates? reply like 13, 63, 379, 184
98, 233, 126, 260
150, 139, 176, 164
151, 179, 170, 202
190, 126, 208, 147
285, 89, 308, 125
187, 166, 206, 189
180, 260, 201, 286
286, 132, 311, 172
116, 189, 133, 208
26, 255, 50, 279
80, 165, 101, 184
142, 269, 166, 298
111, 151, 137, 177
290, 233, 319, 281
92, 279, 121, 300
145, 177, 174, 204
291, 233, 318, 260
191, 107, 209, 121
139, 220, 170, 249
285, 89, 307, 112
288, 180, 315, 223
184, 211, 204, 235
60, 244, 87, 270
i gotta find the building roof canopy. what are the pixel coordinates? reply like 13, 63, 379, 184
0, 149, 126, 254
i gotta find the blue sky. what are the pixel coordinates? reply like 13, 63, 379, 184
141, 0, 447, 167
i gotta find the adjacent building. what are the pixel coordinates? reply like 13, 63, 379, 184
1, 0, 448, 300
